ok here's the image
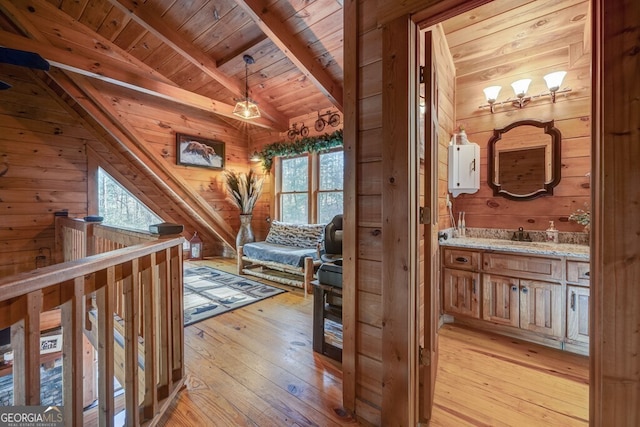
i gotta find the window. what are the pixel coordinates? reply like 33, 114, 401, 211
97, 168, 162, 232
280, 156, 309, 223
317, 151, 343, 223
277, 150, 343, 224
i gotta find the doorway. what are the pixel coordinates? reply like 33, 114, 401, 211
415, 0, 592, 423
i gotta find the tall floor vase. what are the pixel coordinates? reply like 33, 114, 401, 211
236, 214, 255, 248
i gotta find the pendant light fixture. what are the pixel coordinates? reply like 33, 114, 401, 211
233, 54, 261, 120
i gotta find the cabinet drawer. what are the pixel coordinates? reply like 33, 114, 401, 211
443, 249, 480, 271
567, 261, 590, 286
482, 252, 562, 281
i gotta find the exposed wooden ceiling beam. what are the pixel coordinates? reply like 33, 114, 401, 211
108, 0, 289, 130
0, 30, 278, 130
234, 0, 344, 112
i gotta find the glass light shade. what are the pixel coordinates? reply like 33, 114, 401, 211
511, 79, 532, 97
483, 86, 502, 102
233, 99, 261, 119
543, 71, 567, 91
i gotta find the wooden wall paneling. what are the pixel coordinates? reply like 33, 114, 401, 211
342, 0, 360, 413
0, 66, 90, 277
592, 0, 640, 425
382, 14, 416, 426
51, 70, 237, 248
359, 128, 383, 162
357, 320, 383, 358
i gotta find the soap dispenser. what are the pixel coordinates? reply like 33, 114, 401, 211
546, 221, 559, 243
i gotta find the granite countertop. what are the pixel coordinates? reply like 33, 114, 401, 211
440, 236, 590, 259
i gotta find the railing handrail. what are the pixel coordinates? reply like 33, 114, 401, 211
0, 237, 182, 303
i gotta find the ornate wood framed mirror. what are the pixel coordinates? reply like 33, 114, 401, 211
488, 119, 561, 200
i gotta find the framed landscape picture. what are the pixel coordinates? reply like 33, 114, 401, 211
176, 133, 225, 169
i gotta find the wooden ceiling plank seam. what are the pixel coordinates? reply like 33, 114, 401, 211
58, 0, 90, 20
78, 0, 114, 32
200, 21, 265, 63
281, 0, 342, 40
268, 0, 316, 22
96, 4, 132, 41
215, 33, 269, 67
455, 46, 570, 86
112, 18, 147, 50
448, 2, 589, 63
453, 31, 585, 77
2, 0, 176, 86
189, 6, 254, 52
174, 0, 238, 41
127, 31, 168, 63
108, 0, 289, 130
440, 0, 533, 34
45, 68, 237, 248
444, 0, 586, 48
234, 0, 344, 111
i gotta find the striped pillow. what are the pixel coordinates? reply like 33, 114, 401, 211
265, 221, 325, 248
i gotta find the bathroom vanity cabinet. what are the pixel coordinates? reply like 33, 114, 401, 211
441, 242, 590, 354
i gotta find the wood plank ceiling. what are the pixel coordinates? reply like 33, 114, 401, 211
0, 0, 344, 133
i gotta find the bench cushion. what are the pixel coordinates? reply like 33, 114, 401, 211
265, 221, 325, 249
242, 241, 318, 268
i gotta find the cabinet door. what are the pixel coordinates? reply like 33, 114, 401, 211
567, 286, 590, 344
443, 268, 480, 318
482, 274, 519, 327
519, 280, 563, 338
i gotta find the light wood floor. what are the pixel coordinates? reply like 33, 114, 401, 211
158, 258, 589, 426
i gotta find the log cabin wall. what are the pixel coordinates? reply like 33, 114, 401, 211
0, 62, 259, 267
89, 81, 254, 254
0, 63, 90, 277
450, 46, 592, 233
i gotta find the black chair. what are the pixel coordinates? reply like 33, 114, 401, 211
321, 214, 343, 265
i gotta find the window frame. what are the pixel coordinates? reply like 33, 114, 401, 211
275, 148, 343, 224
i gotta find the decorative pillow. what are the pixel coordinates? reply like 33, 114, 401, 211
265, 220, 325, 248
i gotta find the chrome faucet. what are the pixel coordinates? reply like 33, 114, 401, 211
512, 227, 532, 242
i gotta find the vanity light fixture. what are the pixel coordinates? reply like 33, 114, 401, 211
480, 71, 571, 113
233, 55, 261, 120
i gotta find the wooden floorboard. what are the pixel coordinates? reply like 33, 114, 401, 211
158, 258, 588, 426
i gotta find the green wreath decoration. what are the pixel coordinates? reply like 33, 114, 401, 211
256, 129, 343, 172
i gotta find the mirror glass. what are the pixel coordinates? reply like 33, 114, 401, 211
488, 119, 561, 200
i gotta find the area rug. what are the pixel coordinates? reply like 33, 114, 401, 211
183, 266, 286, 326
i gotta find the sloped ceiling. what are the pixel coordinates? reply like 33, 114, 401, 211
0, 0, 344, 133
0, 0, 344, 252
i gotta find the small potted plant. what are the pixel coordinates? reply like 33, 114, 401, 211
224, 169, 264, 247
569, 207, 590, 232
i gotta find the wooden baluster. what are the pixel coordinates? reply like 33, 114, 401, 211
123, 260, 140, 426
97, 267, 115, 427
156, 248, 171, 399
62, 277, 85, 424
142, 253, 158, 420
11, 291, 42, 406
170, 246, 184, 381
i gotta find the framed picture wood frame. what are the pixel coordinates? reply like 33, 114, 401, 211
176, 133, 225, 169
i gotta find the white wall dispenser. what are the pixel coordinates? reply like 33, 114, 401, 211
448, 129, 480, 197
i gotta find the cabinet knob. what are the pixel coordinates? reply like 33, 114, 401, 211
511, 286, 518, 292
455, 257, 469, 263
521, 287, 528, 294
585, 271, 590, 277
571, 291, 576, 310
